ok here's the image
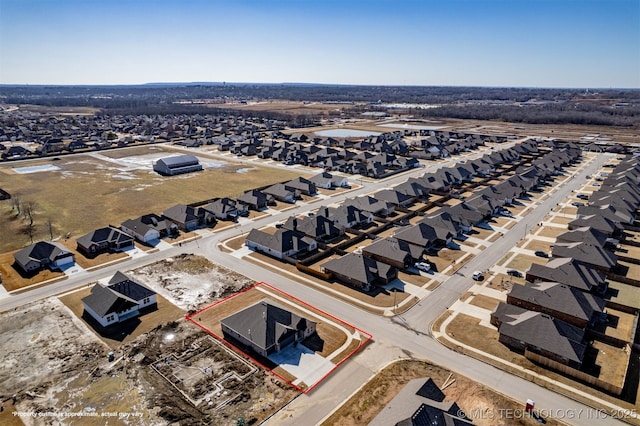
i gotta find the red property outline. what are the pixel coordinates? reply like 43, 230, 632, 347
185, 282, 373, 394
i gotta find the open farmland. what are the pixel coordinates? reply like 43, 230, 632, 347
0, 146, 302, 253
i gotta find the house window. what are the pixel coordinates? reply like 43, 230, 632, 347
107, 315, 115, 322
143, 297, 150, 304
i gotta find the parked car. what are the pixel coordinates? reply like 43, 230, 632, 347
506, 269, 522, 277
414, 262, 431, 272
534, 250, 548, 258
472, 271, 484, 281
571, 202, 585, 207
576, 194, 589, 200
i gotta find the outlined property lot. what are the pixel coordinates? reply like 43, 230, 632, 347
186, 282, 372, 393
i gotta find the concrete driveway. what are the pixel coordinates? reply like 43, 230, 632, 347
269, 343, 335, 389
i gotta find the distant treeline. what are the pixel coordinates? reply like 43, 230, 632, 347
97, 105, 325, 128
417, 103, 640, 127
2, 84, 639, 127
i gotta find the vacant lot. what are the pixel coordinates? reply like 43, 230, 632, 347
2, 262, 300, 425
0, 148, 301, 252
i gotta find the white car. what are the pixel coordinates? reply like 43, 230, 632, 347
414, 262, 431, 272
472, 271, 484, 281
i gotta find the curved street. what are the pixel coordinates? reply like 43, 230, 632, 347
0, 145, 629, 425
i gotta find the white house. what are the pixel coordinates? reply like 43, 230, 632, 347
82, 271, 157, 328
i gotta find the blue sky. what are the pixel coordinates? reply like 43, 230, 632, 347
0, 0, 638, 87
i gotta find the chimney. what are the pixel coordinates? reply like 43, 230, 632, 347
325, 207, 329, 217
293, 218, 298, 231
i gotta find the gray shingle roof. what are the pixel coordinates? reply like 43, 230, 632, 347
14, 241, 73, 267
221, 298, 315, 352
82, 271, 156, 317
551, 242, 617, 270
527, 257, 605, 292
82, 284, 138, 317
496, 305, 587, 364
76, 226, 133, 249
321, 252, 396, 286
508, 281, 605, 322
362, 237, 420, 264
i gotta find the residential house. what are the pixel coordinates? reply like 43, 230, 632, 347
316, 205, 374, 230
373, 189, 414, 207
309, 172, 349, 189
465, 193, 503, 218
526, 257, 608, 295
263, 183, 297, 203
245, 228, 317, 259
421, 211, 463, 239
76, 226, 134, 255
153, 154, 203, 176
491, 303, 588, 370
369, 378, 473, 426
2, 146, 31, 159
344, 196, 395, 216
362, 237, 423, 269
82, 271, 157, 328
568, 214, 621, 238
551, 242, 617, 273
420, 173, 452, 194
394, 222, 453, 252
321, 252, 398, 291
392, 178, 430, 201
556, 227, 614, 248
445, 203, 484, 232
507, 281, 606, 328
121, 214, 178, 243
162, 204, 201, 231
14, 241, 75, 273
284, 177, 317, 196
199, 198, 243, 222
577, 205, 631, 227
283, 215, 342, 242
237, 189, 271, 211
221, 298, 317, 357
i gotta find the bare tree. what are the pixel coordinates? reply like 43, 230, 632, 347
22, 222, 36, 244
23, 201, 35, 226
47, 218, 55, 240
11, 194, 21, 216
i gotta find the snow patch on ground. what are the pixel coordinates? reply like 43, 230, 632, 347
126, 256, 253, 311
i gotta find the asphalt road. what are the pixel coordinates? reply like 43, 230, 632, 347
0, 144, 629, 425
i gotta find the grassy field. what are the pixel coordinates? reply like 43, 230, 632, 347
0, 149, 301, 253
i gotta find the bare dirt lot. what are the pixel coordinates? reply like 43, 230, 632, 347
1, 256, 300, 426
120, 254, 255, 312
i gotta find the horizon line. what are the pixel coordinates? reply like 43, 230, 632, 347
0, 82, 638, 91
